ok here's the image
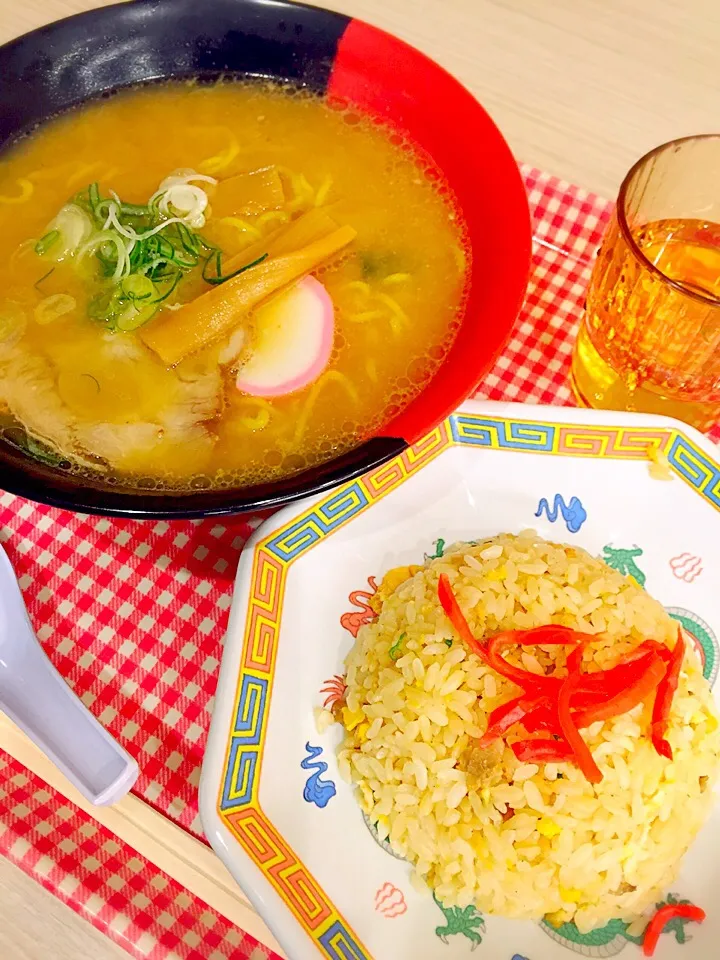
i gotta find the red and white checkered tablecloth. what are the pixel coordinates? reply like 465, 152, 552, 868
0, 164, 612, 960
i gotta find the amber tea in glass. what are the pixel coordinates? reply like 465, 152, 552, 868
571, 135, 720, 431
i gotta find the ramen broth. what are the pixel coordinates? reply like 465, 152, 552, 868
0, 82, 468, 490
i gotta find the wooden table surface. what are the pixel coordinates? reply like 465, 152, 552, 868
0, 0, 718, 956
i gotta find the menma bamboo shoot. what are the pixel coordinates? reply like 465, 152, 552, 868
141, 224, 356, 365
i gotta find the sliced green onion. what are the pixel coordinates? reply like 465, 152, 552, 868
142, 259, 174, 279
88, 288, 117, 322
151, 272, 183, 304
108, 206, 140, 243
172, 253, 199, 269
128, 241, 146, 270
88, 182, 101, 216
120, 202, 149, 217
48, 176, 235, 331
116, 299, 158, 331
94, 198, 115, 224
202, 251, 268, 286
34, 293, 76, 325
121, 274, 155, 301
95, 249, 119, 277
34, 267, 55, 290
35, 230, 60, 256
194, 233, 216, 253
79, 230, 129, 281
176, 222, 201, 257
51, 204, 93, 255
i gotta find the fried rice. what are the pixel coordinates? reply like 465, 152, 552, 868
337, 532, 720, 932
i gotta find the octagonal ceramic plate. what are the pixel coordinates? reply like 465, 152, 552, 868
200, 400, 720, 960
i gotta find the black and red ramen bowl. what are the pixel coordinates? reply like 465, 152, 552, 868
0, 0, 530, 518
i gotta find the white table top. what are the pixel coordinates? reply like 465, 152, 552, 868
0, 0, 718, 956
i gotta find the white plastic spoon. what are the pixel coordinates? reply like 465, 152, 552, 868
0, 543, 138, 805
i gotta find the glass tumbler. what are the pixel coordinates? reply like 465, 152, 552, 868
571, 135, 720, 431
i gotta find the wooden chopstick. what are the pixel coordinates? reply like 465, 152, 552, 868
0, 713, 285, 957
